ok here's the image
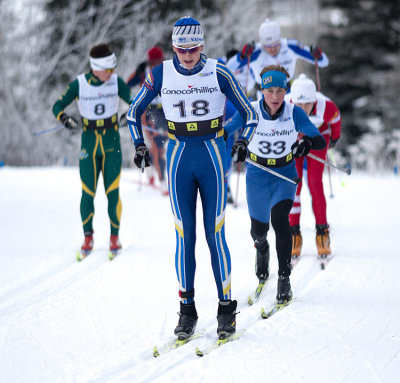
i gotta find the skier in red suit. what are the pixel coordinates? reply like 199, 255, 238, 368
286, 74, 341, 259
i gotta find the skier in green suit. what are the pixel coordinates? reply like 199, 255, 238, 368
52, 43, 132, 259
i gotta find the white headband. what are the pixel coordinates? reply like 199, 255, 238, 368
89, 53, 117, 71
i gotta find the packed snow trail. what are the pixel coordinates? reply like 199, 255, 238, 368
0, 167, 399, 383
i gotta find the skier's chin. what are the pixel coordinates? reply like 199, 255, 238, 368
183, 60, 195, 69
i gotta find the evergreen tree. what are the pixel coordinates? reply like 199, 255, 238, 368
319, 0, 400, 168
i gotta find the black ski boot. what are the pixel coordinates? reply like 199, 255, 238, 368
217, 300, 238, 339
174, 302, 198, 340
276, 276, 293, 304
254, 239, 270, 283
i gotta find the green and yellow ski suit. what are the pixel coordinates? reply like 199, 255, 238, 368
53, 71, 131, 236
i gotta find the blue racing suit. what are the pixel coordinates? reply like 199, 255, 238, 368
127, 54, 258, 303
225, 98, 325, 277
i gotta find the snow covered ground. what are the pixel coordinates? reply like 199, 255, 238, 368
0, 165, 399, 383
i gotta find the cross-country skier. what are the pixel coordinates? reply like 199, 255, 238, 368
227, 18, 329, 96
126, 16, 258, 340
224, 65, 326, 304
126, 46, 169, 195
52, 43, 132, 259
286, 74, 341, 259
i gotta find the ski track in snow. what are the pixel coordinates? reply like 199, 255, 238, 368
0, 167, 399, 383
0, 250, 107, 317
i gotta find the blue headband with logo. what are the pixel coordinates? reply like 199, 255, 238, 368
261, 70, 287, 89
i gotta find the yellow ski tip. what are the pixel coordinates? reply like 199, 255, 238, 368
195, 347, 204, 357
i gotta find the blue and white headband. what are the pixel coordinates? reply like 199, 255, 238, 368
261, 70, 287, 89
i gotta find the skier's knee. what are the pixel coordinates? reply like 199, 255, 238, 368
250, 217, 269, 253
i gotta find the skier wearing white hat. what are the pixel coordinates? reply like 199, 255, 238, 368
285, 74, 341, 261
227, 19, 329, 96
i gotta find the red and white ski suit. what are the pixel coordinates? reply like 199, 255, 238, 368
289, 92, 341, 226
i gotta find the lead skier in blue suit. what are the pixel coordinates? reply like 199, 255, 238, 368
127, 16, 258, 340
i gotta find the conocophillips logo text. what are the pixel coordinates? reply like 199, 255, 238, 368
162, 85, 218, 95
80, 92, 118, 101
256, 128, 294, 137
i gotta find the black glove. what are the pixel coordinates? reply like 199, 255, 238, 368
120, 113, 127, 127
329, 138, 338, 149
231, 138, 248, 163
291, 137, 312, 158
60, 113, 78, 130
240, 42, 255, 60
134, 143, 151, 169
310, 45, 323, 60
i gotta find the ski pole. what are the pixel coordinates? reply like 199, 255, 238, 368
328, 149, 345, 187
143, 125, 168, 136
137, 159, 146, 191
233, 161, 241, 208
233, 55, 252, 208
314, 58, 335, 197
141, 157, 146, 173
245, 158, 301, 185
244, 54, 251, 94
327, 158, 334, 198
32, 125, 63, 136
307, 152, 351, 175
232, 146, 241, 207
314, 58, 321, 93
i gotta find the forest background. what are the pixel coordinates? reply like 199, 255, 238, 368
1, 0, 399, 171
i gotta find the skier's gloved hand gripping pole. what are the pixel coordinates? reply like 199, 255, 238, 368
60, 113, 79, 130
33, 113, 79, 136
231, 138, 248, 163
291, 137, 312, 158
134, 143, 151, 173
